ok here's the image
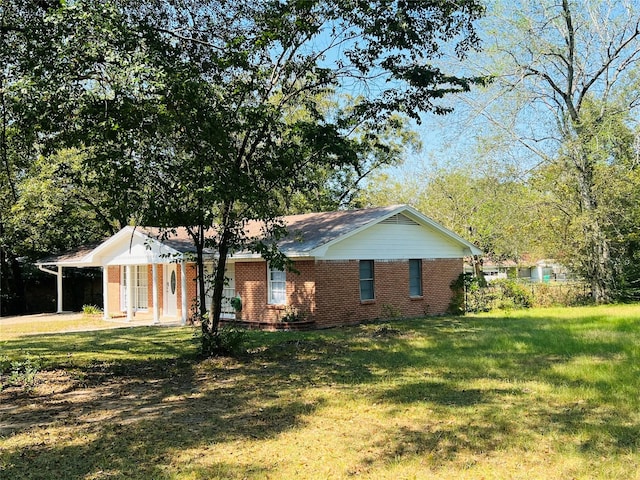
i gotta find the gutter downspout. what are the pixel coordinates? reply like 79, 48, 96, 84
38, 264, 64, 313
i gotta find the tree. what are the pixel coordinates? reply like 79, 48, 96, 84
360, 163, 547, 262
14, 0, 485, 351
130, 0, 487, 354
466, 0, 640, 302
530, 99, 640, 299
0, 0, 65, 314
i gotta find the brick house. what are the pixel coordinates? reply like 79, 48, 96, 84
36, 205, 481, 328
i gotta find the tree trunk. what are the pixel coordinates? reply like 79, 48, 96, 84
209, 225, 231, 335
194, 225, 207, 319
575, 150, 613, 303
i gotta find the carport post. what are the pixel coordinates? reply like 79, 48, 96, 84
126, 265, 134, 321
56, 265, 63, 313
181, 260, 187, 326
152, 263, 159, 324
102, 266, 109, 320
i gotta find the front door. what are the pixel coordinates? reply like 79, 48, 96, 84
164, 264, 178, 318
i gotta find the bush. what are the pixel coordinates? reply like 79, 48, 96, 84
215, 326, 248, 356
195, 313, 248, 357
530, 282, 590, 307
83, 304, 103, 315
496, 279, 534, 309
449, 273, 493, 314
279, 306, 307, 322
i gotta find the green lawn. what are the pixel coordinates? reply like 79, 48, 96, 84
1, 304, 640, 479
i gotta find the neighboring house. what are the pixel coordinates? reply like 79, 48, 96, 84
464, 259, 571, 283
36, 205, 481, 328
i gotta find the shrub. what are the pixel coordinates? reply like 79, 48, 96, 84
83, 304, 103, 315
279, 306, 307, 322
449, 273, 494, 314
215, 326, 248, 356
195, 313, 248, 357
496, 279, 534, 309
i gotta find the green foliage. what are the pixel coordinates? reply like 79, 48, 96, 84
0, 354, 41, 391
229, 296, 242, 313
496, 279, 534, 309
530, 282, 591, 307
449, 273, 491, 314
462, 278, 593, 313
278, 306, 307, 323
82, 304, 103, 315
196, 314, 248, 357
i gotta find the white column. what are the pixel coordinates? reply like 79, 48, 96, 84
56, 265, 63, 313
102, 266, 109, 320
126, 265, 134, 321
181, 260, 187, 326
152, 263, 159, 324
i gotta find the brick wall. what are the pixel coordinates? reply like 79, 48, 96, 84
176, 263, 198, 321
423, 258, 463, 315
235, 261, 267, 321
108, 258, 461, 326
314, 258, 462, 327
107, 265, 120, 314
234, 260, 316, 322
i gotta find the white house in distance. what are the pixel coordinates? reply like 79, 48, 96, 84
465, 259, 571, 282
36, 205, 482, 328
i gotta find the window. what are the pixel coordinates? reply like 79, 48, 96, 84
409, 259, 422, 297
268, 265, 286, 304
121, 265, 148, 311
359, 260, 375, 301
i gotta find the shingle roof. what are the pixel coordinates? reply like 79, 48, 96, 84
140, 205, 403, 255
36, 242, 105, 266
36, 205, 481, 265
259, 205, 403, 253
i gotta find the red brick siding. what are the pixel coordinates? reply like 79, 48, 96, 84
423, 258, 463, 315
314, 258, 462, 327
107, 266, 120, 314
315, 260, 362, 327
234, 260, 316, 322
108, 258, 461, 326
235, 262, 268, 321
177, 263, 198, 320
286, 260, 316, 319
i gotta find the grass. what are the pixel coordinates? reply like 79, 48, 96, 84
0, 313, 165, 341
1, 304, 640, 479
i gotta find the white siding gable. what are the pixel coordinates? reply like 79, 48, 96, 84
91, 231, 180, 266
319, 214, 467, 260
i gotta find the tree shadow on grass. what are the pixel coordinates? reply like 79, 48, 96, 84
0, 351, 326, 480
2, 313, 640, 478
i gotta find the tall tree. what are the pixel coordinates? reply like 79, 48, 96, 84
16, 1, 485, 351
360, 164, 547, 262
530, 100, 640, 298
0, 0, 65, 313
461, 0, 640, 302
130, 0, 487, 353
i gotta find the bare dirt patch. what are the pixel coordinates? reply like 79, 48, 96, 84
0, 360, 199, 436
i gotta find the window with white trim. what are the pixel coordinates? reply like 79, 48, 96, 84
359, 260, 375, 301
121, 265, 149, 311
268, 264, 286, 304
409, 259, 422, 297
